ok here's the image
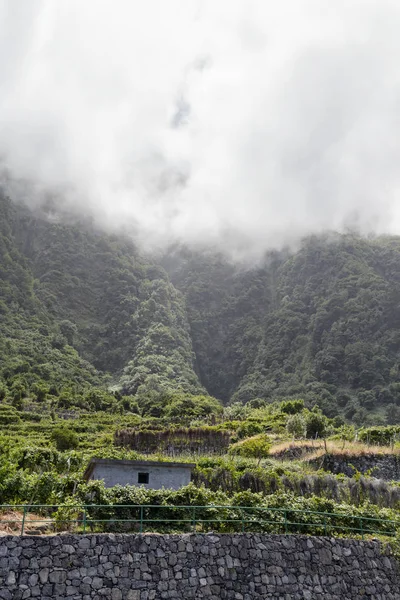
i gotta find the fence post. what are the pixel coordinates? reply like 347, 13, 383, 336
21, 505, 27, 536
139, 506, 144, 534
323, 517, 327, 536
83, 508, 87, 534
284, 510, 288, 534
359, 517, 364, 540
192, 507, 196, 533
241, 510, 245, 533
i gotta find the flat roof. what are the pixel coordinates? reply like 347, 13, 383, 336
84, 458, 196, 480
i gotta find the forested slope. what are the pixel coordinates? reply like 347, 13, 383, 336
0, 192, 203, 410
167, 235, 400, 424
2, 190, 400, 424
0, 194, 102, 399
242, 236, 400, 422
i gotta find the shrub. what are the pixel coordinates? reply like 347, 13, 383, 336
305, 411, 327, 439
223, 403, 249, 421
236, 421, 265, 439
229, 434, 271, 464
51, 428, 79, 451
84, 389, 118, 412
0, 383, 7, 401
163, 394, 223, 424
32, 384, 48, 402
286, 414, 306, 439
280, 399, 304, 415
120, 396, 140, 414
53, 498, 84, 532
10, 381, 27, 402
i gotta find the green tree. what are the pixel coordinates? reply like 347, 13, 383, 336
229, 434, 271, 464
286, 414, 306, 438
0, 382, 7, 401
305, 411, 327, 439
59, 320, 78, 345
280, 399, 305, 414
386, 403, 400, 425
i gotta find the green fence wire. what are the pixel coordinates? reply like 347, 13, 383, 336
0, 504, 398, 539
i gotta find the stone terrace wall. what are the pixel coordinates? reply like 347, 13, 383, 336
0, 533, 399, 599
316, 453, 400, 481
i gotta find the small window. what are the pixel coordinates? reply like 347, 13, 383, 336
138, 472, 149, 484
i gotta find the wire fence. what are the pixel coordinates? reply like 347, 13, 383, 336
0, 504, 399, 539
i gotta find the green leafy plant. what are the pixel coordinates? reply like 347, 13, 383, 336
286, 414, 306, 439
51, 428, 79, 451
229, 434, 271, 464
52, 497, 84, 532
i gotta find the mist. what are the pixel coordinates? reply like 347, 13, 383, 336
1, 0, 400, 257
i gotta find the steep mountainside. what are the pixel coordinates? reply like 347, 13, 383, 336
167, 236, 400, 423
2, 190, 400, 424
0, 195, 102, 397
0, 192, 203, 405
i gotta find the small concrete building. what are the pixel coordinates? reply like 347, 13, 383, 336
83, 458, 195, 490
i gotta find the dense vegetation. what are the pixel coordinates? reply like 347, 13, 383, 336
0, 192, 203, 412
1, 396, 400, 539
3, 190, 400, 424
166, 236, 400, 425
3, 189, 400, 536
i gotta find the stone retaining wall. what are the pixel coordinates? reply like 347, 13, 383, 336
0, 533, 398, 599
315, 453, 400, 480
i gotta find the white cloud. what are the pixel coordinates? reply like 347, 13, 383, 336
1, 0, 400, 256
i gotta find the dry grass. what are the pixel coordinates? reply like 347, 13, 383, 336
0, 511, 53, 536
270, 439, 400, 462
270, 440, 323, 454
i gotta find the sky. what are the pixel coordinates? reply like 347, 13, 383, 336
1, 0, 400, 257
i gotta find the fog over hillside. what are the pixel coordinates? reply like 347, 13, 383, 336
1, 1, 400, 257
